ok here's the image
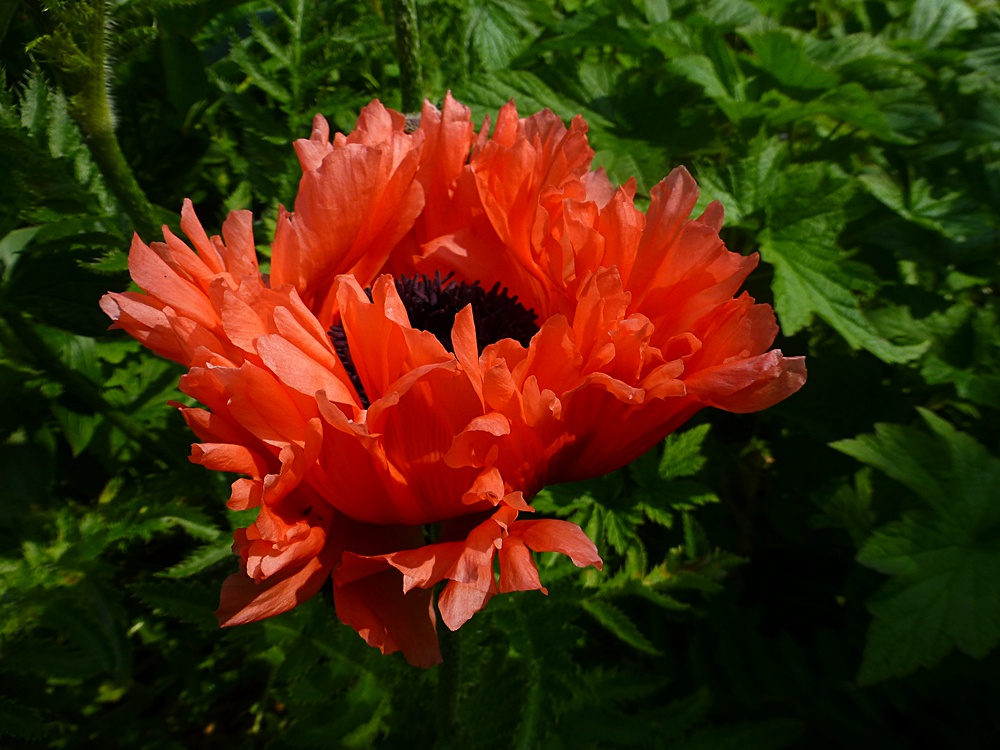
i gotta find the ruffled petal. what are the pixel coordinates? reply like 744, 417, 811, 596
332, 519, 444, 667
271, 105, 426, 324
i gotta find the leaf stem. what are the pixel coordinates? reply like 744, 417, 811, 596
391, 0, 423, 113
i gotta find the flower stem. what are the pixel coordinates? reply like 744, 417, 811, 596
25, 0, 158, 239
391, 0, 423, 113
435, 615, 462, 748
512, 602, 543, 749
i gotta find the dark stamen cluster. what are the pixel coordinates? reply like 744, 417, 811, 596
328, 272, 539, 408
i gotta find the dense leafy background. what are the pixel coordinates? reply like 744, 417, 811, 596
1, 0, 998, 747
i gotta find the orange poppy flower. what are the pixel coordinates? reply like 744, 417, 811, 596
101, 94, 805, 667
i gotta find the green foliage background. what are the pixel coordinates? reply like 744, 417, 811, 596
1, 0, 999, 746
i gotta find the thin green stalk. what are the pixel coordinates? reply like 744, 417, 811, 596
392, 0, 423, 113
26, 0, 157, 238
512, 603, 543, 750
435, 608, 462, 748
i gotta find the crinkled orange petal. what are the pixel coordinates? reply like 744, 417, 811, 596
271, 104, 426, 324
216, 542, 335, 627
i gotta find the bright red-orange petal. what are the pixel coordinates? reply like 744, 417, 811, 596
511, 518, 604, 570
331, 518, 445, 667
686, 350, 807, 413
271, 109, 426, 323
497, 537, 546, 594
216, 549, 333, 627
334, 567, 442, 668
414, 92, 475, 240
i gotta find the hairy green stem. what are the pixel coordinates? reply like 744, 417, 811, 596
27, 0, 157, 238
391, 0, 423, 113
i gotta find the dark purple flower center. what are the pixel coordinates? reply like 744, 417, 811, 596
328, 272, 539, 407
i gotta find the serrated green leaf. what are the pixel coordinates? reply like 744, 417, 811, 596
159, 540, 233, 578
0, 697, 45, 740
857, 513, 1000, 683
764, 83, 903, 143
682, 512, 709, 560
922, 356, 1000, 410
131, 580, 218, 627
666, 33, 763, 122
808, 469, 876, 545
601, 507, 639, 555
904, 0, 976, 50
467, 0, 539, 71
834, 412, 1000, 682
456, 69, 612, 129
581, 599, 662, 655
660, 687, 712, 739
696, 132, 786, 226
833, 409, 1000, 528
669, 55, 733, 101
640, 502, 674, 528
659, 423, 711, 481
745, 30, 840, 90
620, 578, 690, 611
759, 163, 929, 363
228, 42, 292, 103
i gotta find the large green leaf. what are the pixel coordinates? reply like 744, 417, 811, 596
759, 162, 928, 363
859, 165, 989, 242
744, 30, 840, 90
466, 0, 540, 72
695, 132, 786, 226
903, 0, 976, 50
833, 411, 1000, 682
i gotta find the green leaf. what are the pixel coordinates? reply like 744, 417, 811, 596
51, 403, 100, 456
921, 356, 1000, 410
859, 165, 985, 242
904, 0, 976, 50
0, 697, 46, 741
696, 132, 787, 226
581, 599, 662, 655
856, 513, 1000, 683
456, 69, 613, 129
832, 409, 1000, 528
668, 55, 733, 101
159, 539, 234, 579
763, 83, 903, 143
227, 40, 292, 103
759, 163, 929, 363
666, 53, 763, 123
744, 30, 840, 90
808, 469, 877, 546
833, 412, 1000, 682
659, 423, 712, 481
600, 506, 641, 556
466, 0, 539, 72
131, 580, 218, 627
0, 226, 41, 280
